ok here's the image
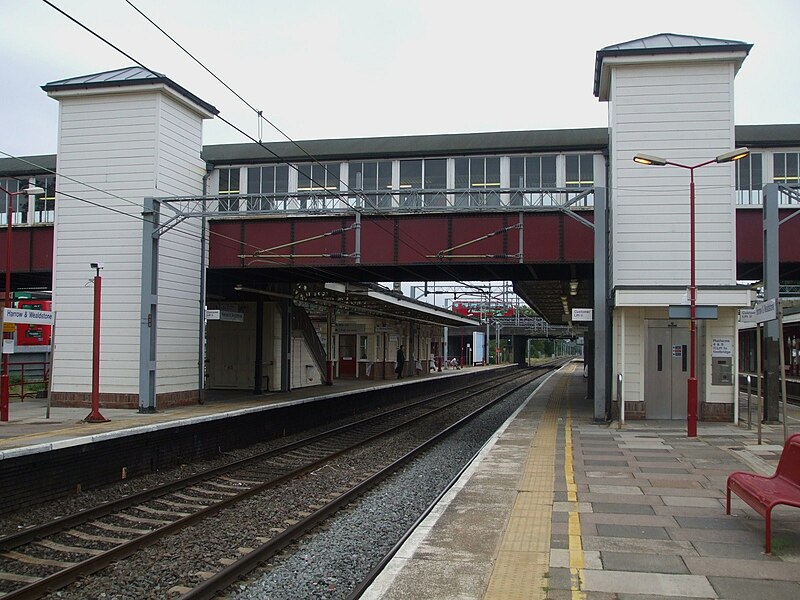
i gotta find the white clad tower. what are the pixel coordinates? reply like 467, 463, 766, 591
594, 34, 753, 421
44, 67, 217, 409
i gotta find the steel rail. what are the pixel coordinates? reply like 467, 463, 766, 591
179, 366, 555, 599
0, 368, 535, 599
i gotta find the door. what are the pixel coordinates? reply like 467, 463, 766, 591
645, 321, 689, 419
338, 334, 356, 378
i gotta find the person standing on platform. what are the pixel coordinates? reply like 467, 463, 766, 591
396, 345, 405, 379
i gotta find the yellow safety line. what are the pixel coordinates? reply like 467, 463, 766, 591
564, 382, 586, 600
483, 366, 570, 600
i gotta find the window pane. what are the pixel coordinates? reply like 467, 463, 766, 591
297, 164, 312, 190
510, 158, 524, 188
424, 159, 446, 188
580, 154, 593, 183
542, 156, 556, 187
485, 157, 500, 185
247, 167, 261, 194
324, 163, 340, 189
470, 158, 484, 186
566, 155, 579, 186
454, 158, 469, 188
275, 166, 289, 193
378, 161, 392, 189
774, 153, 786, 181
399, 160, 422, 188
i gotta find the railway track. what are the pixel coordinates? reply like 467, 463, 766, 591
0, 363, 560, 598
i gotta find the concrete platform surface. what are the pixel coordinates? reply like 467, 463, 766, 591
363, 364, 800, 600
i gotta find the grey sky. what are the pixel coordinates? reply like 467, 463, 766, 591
2, 0, 798, 158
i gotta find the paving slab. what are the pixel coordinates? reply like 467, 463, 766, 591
684, 556, 800, 580
674, 516, 751, 531
661, 496, 724, 508
601, 551, 689, 574
588, 484, 644, 495
595, 523, 671, 540
708, 576, 800, 600
592, 502, 656, 515
581, 570, 717, 597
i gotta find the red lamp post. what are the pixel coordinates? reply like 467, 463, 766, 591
85, 262, 108, 423
633, 148, 750, 437
1, 183, 44, 422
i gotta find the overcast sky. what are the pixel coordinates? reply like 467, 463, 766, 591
2, 0, 798, 158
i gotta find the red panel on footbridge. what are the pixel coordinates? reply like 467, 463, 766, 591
208, 211, 596, 269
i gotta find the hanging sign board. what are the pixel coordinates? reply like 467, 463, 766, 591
739, 298, 777, 324
2, 307, 55, 326
205, 309, 244, 322
571, 308, 593, 322
668, 305, 718, 320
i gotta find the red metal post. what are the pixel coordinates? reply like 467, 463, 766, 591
687, 168, 698, 438
85, 272, 108, 423
1, 187, 14, 422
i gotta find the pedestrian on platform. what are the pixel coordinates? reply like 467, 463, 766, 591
396, 345, 405, 379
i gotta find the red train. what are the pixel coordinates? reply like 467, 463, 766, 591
451, 303, 515, 319
15, 299, 53, 347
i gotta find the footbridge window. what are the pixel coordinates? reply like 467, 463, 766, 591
349, 160, 392, 208
398, 158, 449, 208
33, 176, 56, 223
565, 154, 594, 206
296, 162, 341, 209
509, 155, 557, 206
454, 156, 501, 207
247, 165, 289, 211
218, 168, 241, 212
736, 152, 763, 205
773, 152, 800, 187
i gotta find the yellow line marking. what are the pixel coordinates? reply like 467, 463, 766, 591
564, 374, 586, 600
483, 366, 572, 600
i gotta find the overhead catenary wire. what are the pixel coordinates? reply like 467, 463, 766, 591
40, 0, 478, 288
115, 0, 482, 284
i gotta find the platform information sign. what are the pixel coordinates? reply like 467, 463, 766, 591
571, 308, 593, 321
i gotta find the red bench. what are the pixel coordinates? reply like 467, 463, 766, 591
726, 432, 800, 553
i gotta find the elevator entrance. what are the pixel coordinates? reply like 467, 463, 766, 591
645, 320, 690, 419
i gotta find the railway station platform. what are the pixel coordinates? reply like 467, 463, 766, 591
0, 364, 490, 456
364, 363, 800, 600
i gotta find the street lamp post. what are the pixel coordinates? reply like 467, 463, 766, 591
1, 183, 45, 422
633, 148, 749, 437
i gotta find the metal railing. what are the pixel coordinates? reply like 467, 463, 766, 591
7, 361, 49, 400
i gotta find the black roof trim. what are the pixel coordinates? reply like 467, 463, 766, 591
42, 66, 219, 116
201, 127, 610, 166
594, 33, 753, 97
0, 155, 56, 178
3, 124, 800, 177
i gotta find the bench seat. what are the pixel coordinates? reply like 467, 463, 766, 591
726, 433, 800, 553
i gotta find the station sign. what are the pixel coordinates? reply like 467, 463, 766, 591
571, 308, 593, 322
2, 307, 55, 326
739, 298, 777, 324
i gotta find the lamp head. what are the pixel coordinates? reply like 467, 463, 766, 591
633, 153, 667, 166
22, 186, 45, 195
715, 147, 750, 163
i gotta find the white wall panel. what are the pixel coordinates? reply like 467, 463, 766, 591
50, 86, 210, 401
610, 60, 737, 288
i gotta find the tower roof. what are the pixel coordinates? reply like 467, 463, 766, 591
42, 66, 218, 115
594, 33, 752, 98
